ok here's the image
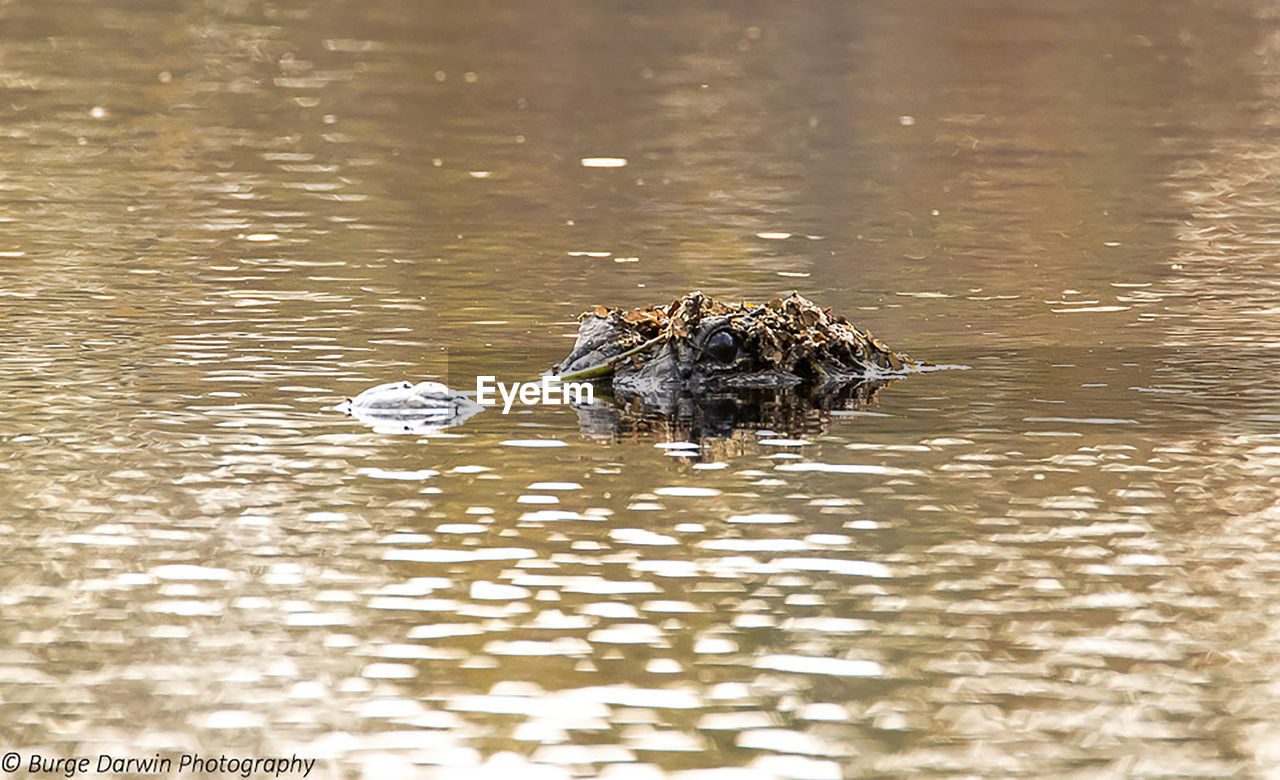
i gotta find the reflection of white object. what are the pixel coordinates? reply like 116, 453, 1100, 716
335, 381, 483, 433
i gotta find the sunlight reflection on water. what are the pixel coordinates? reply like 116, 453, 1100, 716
2, 0, 1280, 777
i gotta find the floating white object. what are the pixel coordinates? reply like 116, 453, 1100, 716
336, 380, 483, 433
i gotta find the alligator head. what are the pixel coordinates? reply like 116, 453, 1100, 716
552, 291, 917, 400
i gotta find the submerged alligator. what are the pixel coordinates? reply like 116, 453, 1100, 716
551, 291, 920, 437
554, 291, 915, 393
337, 292, 921, 436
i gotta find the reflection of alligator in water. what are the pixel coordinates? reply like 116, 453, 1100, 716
570, 380, 893, 441
551, 291, 922, 438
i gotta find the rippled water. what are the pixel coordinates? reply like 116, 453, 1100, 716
5, 0, 1280, 777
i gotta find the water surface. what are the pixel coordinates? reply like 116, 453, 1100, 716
3, 1, 1280, 777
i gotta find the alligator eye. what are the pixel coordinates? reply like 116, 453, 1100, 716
703, 330, 739, 364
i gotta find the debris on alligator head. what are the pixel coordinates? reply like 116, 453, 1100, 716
551, 291, 922, 439
552, 291, 920, 397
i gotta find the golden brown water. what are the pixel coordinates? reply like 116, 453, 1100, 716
4, 1, 1280, 777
